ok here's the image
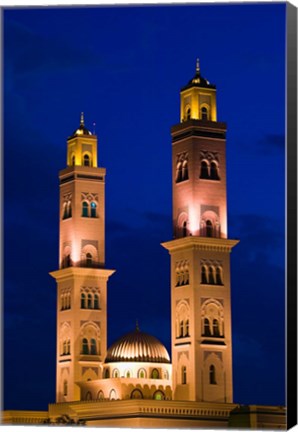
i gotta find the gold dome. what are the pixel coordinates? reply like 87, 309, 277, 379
105, 329, 170, 364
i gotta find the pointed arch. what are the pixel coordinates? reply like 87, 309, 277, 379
208, 266, 215, 284
200, 105, 210, 120
83, 153, 91, 167
131, 389, 143, 399
182, 159, 189, 181
201, 265, 208, 284
201, 299, 224, 338
210, 160, 220, 180
209, 364, 217, 384
176, 161, 183, 183
200, 160, 209, 179
82, 201, 89, 217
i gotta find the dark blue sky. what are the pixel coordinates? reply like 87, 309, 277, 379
3, 4, 286, 411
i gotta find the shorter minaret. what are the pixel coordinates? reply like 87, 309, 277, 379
162, 62, 238, 403
50, 115, 115, 402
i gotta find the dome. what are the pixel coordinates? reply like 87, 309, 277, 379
69, 112, 92, 138
105, 329, 170, 364
181, 59, 216, 91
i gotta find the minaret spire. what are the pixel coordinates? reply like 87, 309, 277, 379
80, 112, 85, 126
196, 58, 200, 74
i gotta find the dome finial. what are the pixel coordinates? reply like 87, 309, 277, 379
80, 112, 84, 126
136, 319, 140, 332
196, 58, 200, 74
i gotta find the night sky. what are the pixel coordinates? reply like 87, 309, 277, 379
3, 3, 286, 411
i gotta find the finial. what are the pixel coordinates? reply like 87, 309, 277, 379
196, 58, 200, 74
136, 319, 140, 331
80, 112, 84, 126
93, 122, 96, 135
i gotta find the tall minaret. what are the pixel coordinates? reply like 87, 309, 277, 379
162, 62, 238, 403
50, 114, 115, 402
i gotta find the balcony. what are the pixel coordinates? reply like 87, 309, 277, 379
61, 259, 104, 270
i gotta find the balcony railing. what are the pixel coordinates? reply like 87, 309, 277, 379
61, 259, 104, 270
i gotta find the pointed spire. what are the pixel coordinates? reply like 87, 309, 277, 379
80, 112, 84, 126
196, 58, 200, 74
136, 319, 140, 332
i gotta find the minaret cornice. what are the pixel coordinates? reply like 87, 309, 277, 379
50, 267, 115, 282
171, 119, 226, 136
161, 236, 239, 253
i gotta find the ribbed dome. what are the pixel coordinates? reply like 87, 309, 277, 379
105, 329, 170, 364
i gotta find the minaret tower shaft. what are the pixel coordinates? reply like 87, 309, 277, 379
162, 62, 238, 403
50, 114, 115, 402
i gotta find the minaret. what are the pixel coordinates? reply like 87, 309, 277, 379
162, 62, 238, 403
50, 114, 115, 402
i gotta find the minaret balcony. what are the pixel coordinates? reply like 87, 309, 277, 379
61, 260, 104, 270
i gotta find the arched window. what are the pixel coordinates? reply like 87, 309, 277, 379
71, 155, 75, 166
182, 160, 189, 181
209, 365, 217, 384
67, 201, 72, 218
81, 293, 86, 309
104, 368, 110, 379
181, 366, 187, 384
216, 267, 223, 285
201, 106, 209, 120
185, 319, 189, 337
64, 254, 71, 268
90, 338, 97, 355
153, 390, 165, 400
210, 161, 219, 180
94, 294, 99, 309
90, 202, 97, 218
112, 369, 119, 378
83, 154, 91, 167
86, 253, 93, 267
109, 389, 117, 400
82, 338, 89, 355
182, 221, 187, 237
179, 320, 184, 338
200, 161, 209, 179
63, 203, 68, 220
67, 293, 71, 309
63, 340, 67, 355
186, 107, 191, 120
67, 339, 71, 355
208, 266, 215, 284
82, 201, 89, 217
125, 370, 131, 378
97, 390, 104, 400
131, 389, 143, 399
138, 369, 146, 379
206, 220, 213, 238
184, 269, 189, 285
86, 391, 92, 400
87, 293, 92, 309
201, 266, 208, 284
151, 368, 159, 379
176, 162, 182, 183
213, 319, 220, 337
63, 380, 68, 396
204, 318, 211, 336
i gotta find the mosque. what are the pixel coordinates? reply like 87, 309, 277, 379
2, 63, 286, 428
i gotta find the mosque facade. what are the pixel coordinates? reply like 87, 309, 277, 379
2, 63, 286, 429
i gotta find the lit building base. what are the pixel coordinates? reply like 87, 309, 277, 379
2, 401, 286, 429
